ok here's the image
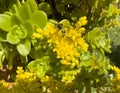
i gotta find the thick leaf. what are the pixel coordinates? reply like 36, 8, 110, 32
27, 59, 41, 71
4, 11, 13, 17
0, 51, 5, 68
37, 64, 46, 78
27, 56, 50, 71
10, 25, 27, 39
11, 4, 19, 14
18, 3, 31, 20
18, 25, 27, 39
16, 0, 21, 10
11, 14, 23, 25
30, 11, 48, 29
26, 0, 38, 13
7, 32, 20, 44
59, 19, 70, 27
24, 20, 34, 35
17, 40, 31, 56
0, 14, 11, 32
38, 2, 52, 16
27, 56, 49, 78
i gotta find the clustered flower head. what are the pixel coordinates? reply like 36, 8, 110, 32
33, 16, 88, 68
16, 67, 36, 81
111, 66, 120, 90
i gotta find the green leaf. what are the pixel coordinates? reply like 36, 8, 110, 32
38, 2, 52, 16
7, 32, 20, 44
18, 25, 27, 39
18, 3, 31, 20
98, 38, 105, 47
59, 19, 71, 27
37, 64, 46, 78
17, 40, 31, 56
0, 14, 11, 32
4, 11, 13, 17
56, 4, 66, 14
30, 11, 48, 29
26, 0, 38, 13
30, 48, 46, 59
0, 51, 5, 68
11, 14, 23, 25
10, 25, 27, 39
27, 59, 41, 71
16, 0, 21, 10
11, 4, 19, 14
27, 56, 50, 71
24, 20, 34, 35
27, 56, 49, 78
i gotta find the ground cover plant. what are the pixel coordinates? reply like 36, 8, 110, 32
0, 0, 120, 93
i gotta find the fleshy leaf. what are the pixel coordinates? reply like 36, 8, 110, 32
16, 0, 21, 10
11, 14, 23, 25
0, 51, 5, 68
26, 0, 38, 13
27, 56, 49, 78
17, 40, 31, 56
11, 4, 19, 14
59, 19, 71, 27
37, 64, 46, 78
18, 25, 27, 39
18, 3, 31, 20
0, 14, 11, 32
24, 20, 34, 35
7, 32, 20, 44
38, 2, 52, 16
10, 25, 27, 39
30, 11, 47, 29
27, 59, 41, 71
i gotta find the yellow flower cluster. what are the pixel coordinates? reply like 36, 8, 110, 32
0, 80, 9, 87
33, 16, 88, 67
111, 66, 120, 91
61, 69, 80, 84
16, 67, 36, 81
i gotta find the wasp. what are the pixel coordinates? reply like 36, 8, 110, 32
49, 19, 70, 35
54, 23, 66, 34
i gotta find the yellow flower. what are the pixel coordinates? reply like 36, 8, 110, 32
37, 28, 43, 33
48, 34, 62, 44
111, 65, 120, 90
34, 17, 88, 67
78, 27, 85, 33
3, 82, 9, 87
71, 57, 79, 64
53, 41, 73, 59
75, 21, 82, 28
33, 32, 41, 38
16, 67, 24, 75
76, 38, 88, 51
41, 75, 50, 82
79, 16, 88, 26
67, 28, 80, 41
75, 16, 88, 28
62, 60, 71, 65
65, 56, 72, 61
44, 23, 57, 35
